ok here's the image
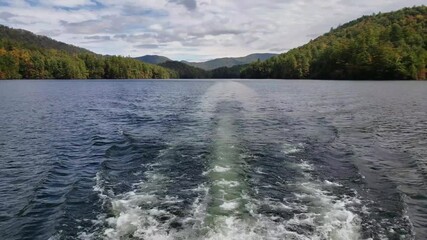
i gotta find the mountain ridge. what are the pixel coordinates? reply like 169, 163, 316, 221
182, 53, 277, 70
135, 53, 277, 70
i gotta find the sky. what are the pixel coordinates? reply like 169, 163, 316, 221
0, 0, 424, 61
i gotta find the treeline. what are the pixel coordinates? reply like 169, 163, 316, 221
159, 61, 209, 78
0, 48, 172, 79
210, 65, 246, 78
158, 60, 246, 79
242, 6, 427, 80
0, 25, 172, 79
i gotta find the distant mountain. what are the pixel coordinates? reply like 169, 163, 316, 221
183, 53, 277, 70
134, 53, 276, 77
135, 55, 171, 64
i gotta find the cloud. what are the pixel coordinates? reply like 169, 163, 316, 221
60, 18, 119, 34
37, 29, 62, 37
0, 12, 16, 20
38, 0, 96, 8
306, 33, 322, 39
121, 5, 168, 17
0, 0, 425, 61
168, 0, 197, 11
269, 47, 290, 53
84, 35, 112, 41
134, 43, 165, 49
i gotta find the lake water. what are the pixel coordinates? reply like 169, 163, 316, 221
0, 80, 426, 240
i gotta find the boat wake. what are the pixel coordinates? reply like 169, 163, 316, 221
75, 82, 365, 240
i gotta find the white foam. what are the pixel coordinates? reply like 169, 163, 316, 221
300, 161, 314, 169
76, 232, 95, 240
283, 147, 301, 154
292, 180, 362, 240
203, 166, 232, 176
86, 141, 363, 240
295, 161, 315, 179
47, 234, 61, 240
283, 143, 304, 154
213, 165, 231, 173
93, 176, 363, 240
254, 167, 265, 174
163, 195, 183, 204
214, 179, 240, 188
324, 180, 343, 187
220, 201, 239, 211
103, 190, 175, 240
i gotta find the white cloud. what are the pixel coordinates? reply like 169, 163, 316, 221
38, 0, 95, 8
0, 0, 424, 61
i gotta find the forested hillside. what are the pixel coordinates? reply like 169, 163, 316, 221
158, 61, 247, 79
210, 65, 246, 79
158, 61, 209, 79
135, 55, 171, 65
242, 6, 427, 80
0, 25, 172, 79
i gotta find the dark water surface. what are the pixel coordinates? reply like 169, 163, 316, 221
0, 80, 426, 240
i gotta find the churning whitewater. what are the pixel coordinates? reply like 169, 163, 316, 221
86, 82, 368, 239
1, 80, 424, 240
